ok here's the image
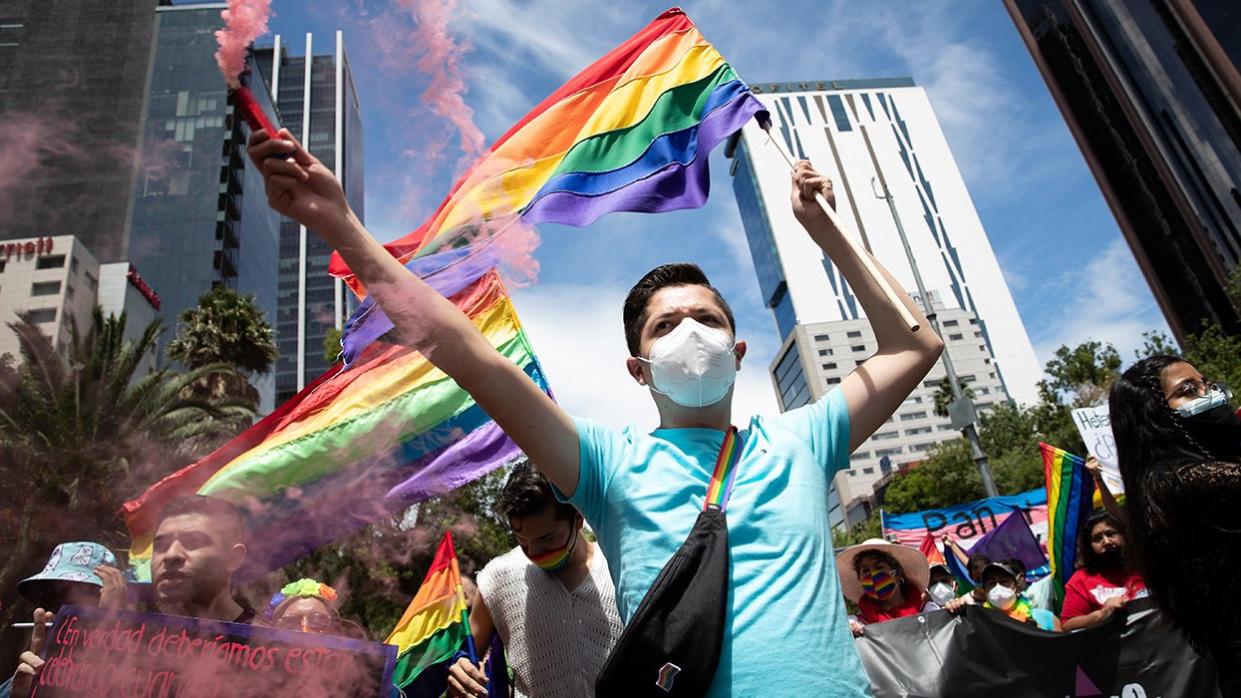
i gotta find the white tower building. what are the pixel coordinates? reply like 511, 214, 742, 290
728, 78, 1042, 524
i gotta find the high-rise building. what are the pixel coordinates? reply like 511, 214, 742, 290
0, 0, 165, 262
254, 33, 364, 403
728, 78, 1042, 520
1005, 0, 1241, 342
129, 2, 282, 410
0, 1, 283, 410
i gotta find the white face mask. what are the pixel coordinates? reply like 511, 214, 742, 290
928, 582, 955, 606
639, 317, 738, 408
987, 584, 1017, 610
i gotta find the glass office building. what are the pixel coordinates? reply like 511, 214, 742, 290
255, 33, 364, 403
1006, 0, 1241, 341
128, 3, 282, 410
0, 0, 164, 263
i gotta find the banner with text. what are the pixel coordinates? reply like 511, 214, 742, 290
881, 488, 1048, 548
32, 606, 396, 698
856, 599, 1219, 697
1071, 405, 1125, 495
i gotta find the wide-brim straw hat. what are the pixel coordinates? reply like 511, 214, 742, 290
835, 538, 931, 603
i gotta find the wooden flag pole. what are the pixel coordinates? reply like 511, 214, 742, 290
761, 124, 920, 333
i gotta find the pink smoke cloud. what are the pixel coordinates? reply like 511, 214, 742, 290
214, 0, 274, 88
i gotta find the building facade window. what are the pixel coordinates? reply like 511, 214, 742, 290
31, 281, 61, 296
26, 308, 56, 324
905, 426, 933, 436
873, 431, 898, 440
818, 348, 833, 356
851, 344, 865, 352
900, 411, 928, 421
36, 255, 65, 269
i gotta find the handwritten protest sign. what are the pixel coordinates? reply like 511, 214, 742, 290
1070, 405, 1125, 494
32, 606, 396, 698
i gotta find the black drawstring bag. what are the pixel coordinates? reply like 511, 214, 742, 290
595, 427, 742, 697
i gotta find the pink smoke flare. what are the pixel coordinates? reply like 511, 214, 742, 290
214, 0, 274, 88
397, 0, 486, 164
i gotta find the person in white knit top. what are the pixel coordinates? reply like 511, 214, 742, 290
447, 462, 623, 698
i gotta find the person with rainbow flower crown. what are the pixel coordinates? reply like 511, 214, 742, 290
447, 462, 623, 698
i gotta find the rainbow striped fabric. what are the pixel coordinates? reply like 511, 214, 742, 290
329, 6, 767, 299
1040, 442, 1097, 608
704, 426, 742, 511
122, 271, 546, 579
387, 531, 470, 693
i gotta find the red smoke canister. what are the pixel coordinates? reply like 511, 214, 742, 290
232, 84, 281, 139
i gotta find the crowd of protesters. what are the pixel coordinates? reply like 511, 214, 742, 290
3, 124, 1238, 697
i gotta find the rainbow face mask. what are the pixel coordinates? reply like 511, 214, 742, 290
861, 570, 899, 601
527, 526, 578, 573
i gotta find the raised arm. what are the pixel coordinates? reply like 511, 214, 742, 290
789, 162, 944, 450
247, 130, 582, 496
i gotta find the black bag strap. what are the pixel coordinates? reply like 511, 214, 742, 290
703, 427, 742, 512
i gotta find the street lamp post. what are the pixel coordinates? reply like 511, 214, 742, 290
857, 124, 999, 498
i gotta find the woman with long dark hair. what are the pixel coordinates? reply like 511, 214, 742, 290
1110, 355, 1241, 695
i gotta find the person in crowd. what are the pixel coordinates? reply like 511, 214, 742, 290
1060, 512, 1146, 631
977, 562, 1059, 631
1109, 356, 1241, 696
3, 542, 126, 698
268, 578, 344, 634
942, 536, 990, 604
926, 563, 959, 607
836, 538, 937, 636
248, 117, 941, 694
447, 462, 623, 698
1084, 455, 1125, 522
150, 495, 263, 624
267, 579, 401, 697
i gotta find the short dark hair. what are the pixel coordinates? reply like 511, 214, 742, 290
966, 553, 990, 580
1002, 558, 1027, 579
622, 263, 736, 356
853, 550, 902, 577
496, 461, 577, 523
157, 495, 247, 545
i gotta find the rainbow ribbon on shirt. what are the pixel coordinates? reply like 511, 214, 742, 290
704, 426, 743, 511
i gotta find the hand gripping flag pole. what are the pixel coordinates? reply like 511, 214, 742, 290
760, 122, 921, 333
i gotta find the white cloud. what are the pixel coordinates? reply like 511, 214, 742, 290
1030, 238, 1172, 363
512, 283, 778, 431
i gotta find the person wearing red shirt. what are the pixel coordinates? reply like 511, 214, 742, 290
1061, 512, 1147, 631
835, 539, 937, 636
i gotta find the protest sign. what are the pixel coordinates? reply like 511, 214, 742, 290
32, 605, 396, 698
856, 599, 1220, 697
1070, 405, 1125, 494
881, 488, 1047, 548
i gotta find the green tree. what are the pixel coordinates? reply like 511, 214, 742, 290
1183, 323, 1241, 395
265, 467, 514, 638
323, 326, 343, 364
167, 286, 278, 406
0, 310, 255, 628
932, 376, 975, 418
1038, 340, 1122, 408
1135, 330, 1182, 360
831, 510, 883, 549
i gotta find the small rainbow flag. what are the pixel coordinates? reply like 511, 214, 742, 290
122, 269, 546, 579
387, 532, 471, 694
1041, 442, 1096, 609
918, 532, 947, 568
329, 7, 767, 299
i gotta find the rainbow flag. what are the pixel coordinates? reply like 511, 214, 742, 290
387, 531, 470, 694
919, 532, 947, 568
122, 269, 545, 579
1040, 442, 1096, 609
329, 7, 767, 300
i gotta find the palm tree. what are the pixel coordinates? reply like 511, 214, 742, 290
167, 286, 278, 406
0, 309, 255, 627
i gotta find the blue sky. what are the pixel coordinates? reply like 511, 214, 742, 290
253, 0, 1172, 427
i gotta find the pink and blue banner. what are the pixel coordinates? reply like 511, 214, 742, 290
881, 488, 1048, 550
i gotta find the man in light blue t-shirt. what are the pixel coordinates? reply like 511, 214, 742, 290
246, 128, 944, 693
